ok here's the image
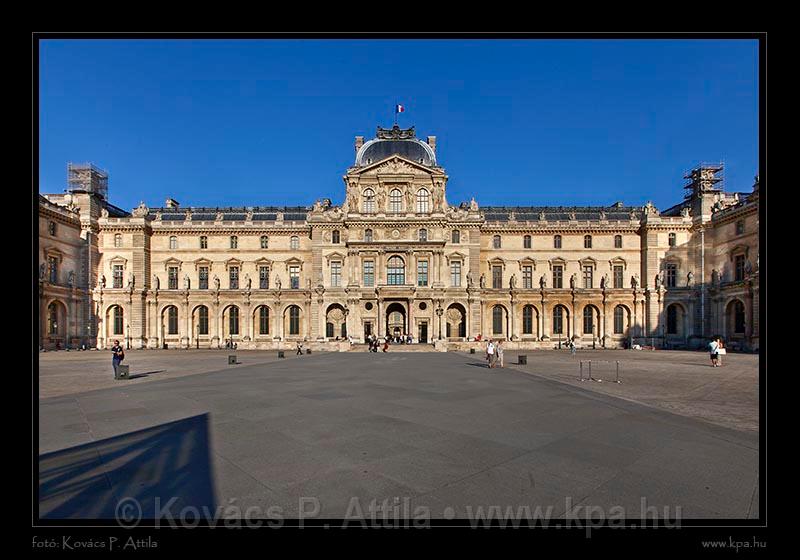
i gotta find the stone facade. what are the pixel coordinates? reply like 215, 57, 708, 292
38, 128, 760, 351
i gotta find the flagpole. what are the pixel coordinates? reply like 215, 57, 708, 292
394, 101, 397, 126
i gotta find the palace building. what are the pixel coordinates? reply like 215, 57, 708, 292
38, 125, 760, 352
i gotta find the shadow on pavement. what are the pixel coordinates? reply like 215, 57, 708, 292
38, 414, 216, 521
127, 370, 166, 380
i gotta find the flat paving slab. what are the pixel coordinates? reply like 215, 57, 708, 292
37, 351, 759, 523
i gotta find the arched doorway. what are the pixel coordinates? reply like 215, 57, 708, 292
385, 302, 406, 339
46, 300, 67, 349
326, 304, 347, 339
446, 303, 467, 339
665, 303, 686, 339
726, 299, 746, 341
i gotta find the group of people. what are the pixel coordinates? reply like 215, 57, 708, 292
484, 338, 504, 368
709, 336, 726, 367
365, 333, 412, 352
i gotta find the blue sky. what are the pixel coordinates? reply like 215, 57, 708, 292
39, 38, 759, 210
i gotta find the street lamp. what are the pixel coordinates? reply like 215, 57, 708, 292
126, 324, 130, 349
196, 324, 200, 349
435, 307, 443, 340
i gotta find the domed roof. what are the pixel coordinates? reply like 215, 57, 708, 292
355, 125, 437, 167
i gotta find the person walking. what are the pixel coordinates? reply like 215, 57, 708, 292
486, 339, 495, 368
110, 339, 124, 379
496, 339, 504, 368
296, 342, 304, 356
708, 337, 720, 367
570, 337, 577, 357
717, 337, 725, 366
382, 336, 389, 352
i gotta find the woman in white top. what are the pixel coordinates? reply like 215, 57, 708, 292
709, 337, 720, 367
486, 340, 495, 368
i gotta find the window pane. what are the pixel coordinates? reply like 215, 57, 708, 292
553, 265, 563, 289
583, 307, 594, 334
363, 260, 374, 286
290, 266, 300, 289
331, 261, 341, 287
492, 266, 502, 289
259, 266, 270, 289
554, 235, 561, 249
583, 266, 593, 289
523, 266, 532, 289
417, 260, 427, 286
492, 307, 503, 334
388, 256, 405, 285
199, 267, 209, 290
417, 189, 429, 213
450, 261, 461, 287
229, 267, 239, 289
552, 306, 563, 334
198, 307, 208, 335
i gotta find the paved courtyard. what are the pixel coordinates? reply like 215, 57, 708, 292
38, 350, 760, 522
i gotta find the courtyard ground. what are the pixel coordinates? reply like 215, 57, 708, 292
37, 349, 760, 522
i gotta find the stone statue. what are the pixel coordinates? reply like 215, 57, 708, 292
406, 187, 415, 210
153, 274, 160, 291
274, 275, 282, 290
469, 198, 479, 211
184, 274, 191, 290
132, 201, 149, 217
602, 273, 610, 289
711, 269, 720, 286
744, 259, 753, 275
509, 274, 517, 289
376, 190, 386, 211
687, 271, 694, 287
538, 211, 546, 221
127, 272, 134, 289
570, 273, 576, 289
100, 274, 106, 288
634, 273, 640, 288
347, 190, 358, 211
101, 207, 109, 218
479, 273, 486, 289
568, 211, 576, 221
245, 274, 251, 290
467, 270, 474, 288
540, 274, 546, 289
67, 271, 74, 288
631, 274, 638, 289
654, 272, 661, 290
213, 275, 220, 290
755, 253, 759, 271
681, 206, 690, 218
307, 278, 312, 290
39, 263, 46, 280
599, 210, 607, 221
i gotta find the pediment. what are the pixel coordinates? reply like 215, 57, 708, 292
351, 155, 441, 178
518, 257, 537, 269
325, 251, 347, 264
446, 251, 467, 263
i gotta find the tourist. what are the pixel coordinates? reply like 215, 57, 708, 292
497, 339, 504, 368
717, 337, 725, 366
296, 342, 304, 356
383, 337, 389, 352
110, 339, 124, 379
486, 339, 495, 368
709, 336, 720, 367
570, 338, 577, 357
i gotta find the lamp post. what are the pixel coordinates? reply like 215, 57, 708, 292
126, 324, 130, 350
196, 324, 200, 349
436, 307, 443, 340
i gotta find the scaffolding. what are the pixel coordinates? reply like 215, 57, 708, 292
67, 163, 108, 200
683, 162, 724, 197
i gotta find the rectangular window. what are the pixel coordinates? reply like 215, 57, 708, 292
229, 266, 239, 290
492, 265, 503, 289
48, 256, 58, 284
522, 265, 532, 289
553, 265, 563, 289
613, 265, 623, 289
259, 266, 270, 289
168, 267, 178, 290
199, 267, 209, 290
552, 308, 563, 335
583, 266, 593, 289
290, 266, 300, 289
450, 261, 461, 287
230, 236, 238, 249
200, 236, 208, 249
735, 254, 745, 282
666, 263, 677, 288
417, 260, 428, 287
331, 261, 342, 287
198, 308, 209, 335
113, 265, 124, 288
363, 260, 374, 287
736, 220, 745, 235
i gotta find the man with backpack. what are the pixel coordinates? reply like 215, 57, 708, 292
111, 340, 125, 379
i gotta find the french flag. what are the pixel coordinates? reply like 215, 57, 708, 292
396, 104, 405, 114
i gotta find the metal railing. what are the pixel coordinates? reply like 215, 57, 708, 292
579, 360, 621, 384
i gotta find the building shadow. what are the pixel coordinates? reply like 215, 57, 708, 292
127, 370, 166, 380
38, 414, 216, 521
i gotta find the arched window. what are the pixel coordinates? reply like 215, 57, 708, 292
197, 306, 209, 335
169, 236, 177, 250
260, 235, 269, 249
112, 306, 124, 335
452, 230, 460, 244
416, 189, 430, 213
47, 302, 60, 335
583, 307, 595, 334
387, 256, 405, 285
114, 233, 122, 247
419, 228, 428, 242
289, 306, 300, 335
492, 306, 504, 335
552, 306, 564, 335
614, 305, 625, 334
614, 235, 622, 249
258, 306, 270, 335
524, 235, 532, 249
584, 235, 592, 249
290, 236, 299, 250
364, 229, 373, 242
493, 235, 501, 249
362, 189, 375, 213
166, 306, 178, 335
228, 306, 240, 335
230, 236, 238, 249
667, 305, 678, 335
554, 235, 562, 249
522, 305, 535, 335
332, 230, 340, 244
668, 232, 676, 247
389, 189, 403, 213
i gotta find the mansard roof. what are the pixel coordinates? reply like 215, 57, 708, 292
147, 206, 310, 222
355, 125, 437, 168
480, 205, 640, 222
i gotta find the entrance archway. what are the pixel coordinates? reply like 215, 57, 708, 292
446, 303, 466, 339
325, 304, 347, 339
385, 302, 406, 339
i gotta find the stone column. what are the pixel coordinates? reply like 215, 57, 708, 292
377, 298, 384, 338
541, 297, 549, 340
601, 301, 607, 348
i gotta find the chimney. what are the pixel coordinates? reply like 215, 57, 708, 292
355, 136, 364, 153
427, 136, 436, 153
165, 198, 180, 209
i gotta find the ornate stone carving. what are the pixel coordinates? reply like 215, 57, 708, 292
681, 206, 691, 218
40, 263, 46, 280
687, 271, 694, 287
183, 274, 190, 290
539, 274, 546, 289
467, 270, 474, 288
153, 274, 160, 291
132, 202, 149, 217
376, 125, 416, 140
509, 274, 517, 289
213, 275, 220, 291
127, 272, 135, 289
479, 273, 486, 289
274, 275, 281, 290
99, 274, 106, 288
101, 207, 109, 218
470, 198, 479, 211
67, 271, 75, 288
